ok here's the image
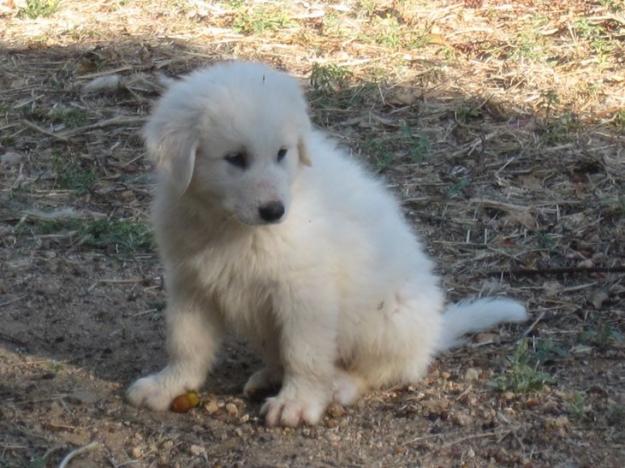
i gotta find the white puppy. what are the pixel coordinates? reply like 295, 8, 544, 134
127, 61, 527, 427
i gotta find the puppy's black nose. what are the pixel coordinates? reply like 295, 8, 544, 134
258, 201, 285, 222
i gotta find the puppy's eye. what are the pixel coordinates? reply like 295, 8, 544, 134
224, 152, 248, 169
277, 148, 287, 162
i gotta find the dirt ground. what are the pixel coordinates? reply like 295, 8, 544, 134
1, 1, 624, 466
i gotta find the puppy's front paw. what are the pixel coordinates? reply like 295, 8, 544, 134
260, 385, 327, 427
127, 374, 178, 411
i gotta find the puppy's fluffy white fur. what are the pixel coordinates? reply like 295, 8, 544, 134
127, 61, 527, 427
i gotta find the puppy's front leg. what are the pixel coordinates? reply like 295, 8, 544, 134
127, 297, 222, 411
261, 287, 338, 427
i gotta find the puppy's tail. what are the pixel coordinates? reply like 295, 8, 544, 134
436, 298, 527, 352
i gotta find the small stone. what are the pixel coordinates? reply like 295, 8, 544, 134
421, 399, 450, 417
464, 368, 480, 382
578, 258, 594, 268
466, 447, 475, 458
451, 411, 472, 426
131, 446, 143, 458
240, 413, 250, 423
189, 444, 205, 456
225, 402, 239, 417
591, 289, 609, 309
204, 399, 219, 414
502, 391, 515, 401
120, 190, 135, 201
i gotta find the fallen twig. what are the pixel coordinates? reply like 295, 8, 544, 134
21, 120, 69, 142
57, 116, 146, 139
0, 296, 25, 308
521, 310, 546, 337
486, 266, 625, 277
58, 442, 101, 468
87, 277, 145, 291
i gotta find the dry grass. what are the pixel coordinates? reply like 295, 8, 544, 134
1, 0, 624, 466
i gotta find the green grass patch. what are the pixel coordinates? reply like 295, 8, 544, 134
578, 322, 623, 352
373, 16, 402, 48
538, 112, 580, 145
574, 18, 614, 57
310, 63, 352, 94
20, 218, 154, 253
606, 404, 625, 426
599, 0, 624, 11
567, 391, 586, 420
18, 0, 60, 19
511, 30, 546, 61
49, 107, 88, 128
361, 124, 430, 171
447, 176, 471, 198
232, 5, 293, 34
400, 122, 430, 162
52, 154, 96, 194
491, 338, 555, 393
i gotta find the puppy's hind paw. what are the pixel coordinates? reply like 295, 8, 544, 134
127, 374, 177, 411
243, 367, 282, 400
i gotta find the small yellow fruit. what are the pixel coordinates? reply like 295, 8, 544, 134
170, 391, 200, 413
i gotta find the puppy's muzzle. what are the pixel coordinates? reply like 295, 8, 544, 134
258, 201, 285, 223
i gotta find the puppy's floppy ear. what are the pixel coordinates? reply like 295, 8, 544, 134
143, 114, 198, 197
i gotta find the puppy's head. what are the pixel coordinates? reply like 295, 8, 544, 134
144, 61, 312, 225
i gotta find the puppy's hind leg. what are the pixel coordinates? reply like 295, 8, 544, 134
333, 370, 367, 406
244, 367, 283, 400
127, 299, 222, 411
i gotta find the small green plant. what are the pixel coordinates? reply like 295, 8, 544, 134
574, 19, 613, 57
400, 122, 430, 162
362, 138, 395, 172
491, 339, 554, 393
601, 196, 625, 218
599, 0, 623, 11
19, 0, 60, 19
49, 107, 87, 128
52, 153, 96, 194
232, 5, 292, 34
606, 404, 625, 426
535, 231, 557, 250
373, 16, 401, 48
358, 0, 378, 18
447, 177, 470, 198
579, 322, 623, 351
310, 63, 351, 94
455, 105, 483, 124
535, 338, 568, 364
539, 112, 579, 145
613, 109, 625, 129
567, 392, 586, 420
512, 30, 545, 61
